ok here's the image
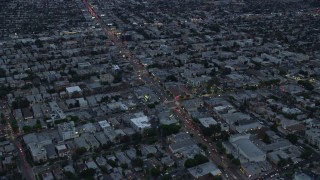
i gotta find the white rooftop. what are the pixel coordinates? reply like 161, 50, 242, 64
98, 120, 111, 129
56, 144, 67, 151
130, 116, 151, 129
66, 86, 82, 93
199, 117, 217, 128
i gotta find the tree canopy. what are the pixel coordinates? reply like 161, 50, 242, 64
184, 154, 209, 168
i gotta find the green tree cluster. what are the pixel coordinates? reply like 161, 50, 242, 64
298, 80, 314, 91
161, 124, 181, 136
184, 154, 209, 168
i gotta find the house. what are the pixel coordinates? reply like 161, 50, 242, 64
22, 108, 33, 120
94, 132, 109, 146
169, 139, 201, 158
58, 121, 77, 141
32, 104, 43, 119
198, 117, 218, 128
115, 152, 131, 165
141, 145, 157, 156
80, 123, 97, 134
161, 156, 174, 167
82, 133, 100, 149
95, 156, 107, 167
130, 116, 151, 134
41, 171, 54, 180
14, 109, 23, 121
103, 128, 118, 143
98, 120, 111, 130
28, 142, 47, 163
241, 162, 263, 179
187, 76, 211, 87
305, 128, 320, 149
49, 101, 66, 121
56, 144, 69, 157
85, 160, 98, 169
74, 137, 90, 151
100, 73, 114, 83
182, 98, 204, 112
44, 144, 58, 159
125, 148, 137, 160
66, 86, 82, 96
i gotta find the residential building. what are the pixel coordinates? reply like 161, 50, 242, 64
58, 121, 77, 141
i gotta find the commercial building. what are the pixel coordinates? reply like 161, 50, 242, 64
228, 134, 266, 162
198, 117, 217, 128
188, 162, 221, 179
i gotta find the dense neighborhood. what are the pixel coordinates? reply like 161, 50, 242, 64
0, 0, 320, 179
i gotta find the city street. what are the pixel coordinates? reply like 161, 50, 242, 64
81, 1, 246, 179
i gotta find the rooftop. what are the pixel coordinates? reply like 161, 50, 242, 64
188, 161, 221, 178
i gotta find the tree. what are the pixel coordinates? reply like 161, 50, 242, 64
75, 147, 87, 155
143, 128, 156, 137
227, 153, 234, 159
232, 158, 241, 166
277, 157, 293, 167
23, 126, 33, 133
184, 154, 209, 168
201, 124, 221, 137
198, 143, 208, 151
221, 68, 232, 75
161, 124, 181, 136
11, 120, 19, 133
132, 158, 144, 167
120, 163, 128, 169
0, 68, 6, 78
286, 134, 298, 144
165, 75, 178, 82
70, 116, 79, 122
0, 85, 13, 98
11, 98, 30, 109
107, 159, 118, 167
270, 123, 278, 132
150, 167, 161, 177
64, 171, 77, 180
120, 135, 130, 143
260, 132, 271, 144
209, 69, 216, 76
147, 103, 156, 109
80, 168, 95, 178
0, 119, 6, 125
300, 147, 313, 159
298, 80, 314, 91
220, 131, 230, 141
113, 73, 122, 83
207, 23, 220, 32
35, 39, 43, 48
132, 133, 142, 143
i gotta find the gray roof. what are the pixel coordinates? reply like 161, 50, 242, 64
23, 133, 38, 144
232, 138, 265, 158
44, 144, 58, 159
169, 139, 196, 152
125, 148, 137, 160
94, 132, 109, 145
74, 137, 89, 149
188, 162, 221, 178
261, 140, 292, 152
115, 152, 131, 164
